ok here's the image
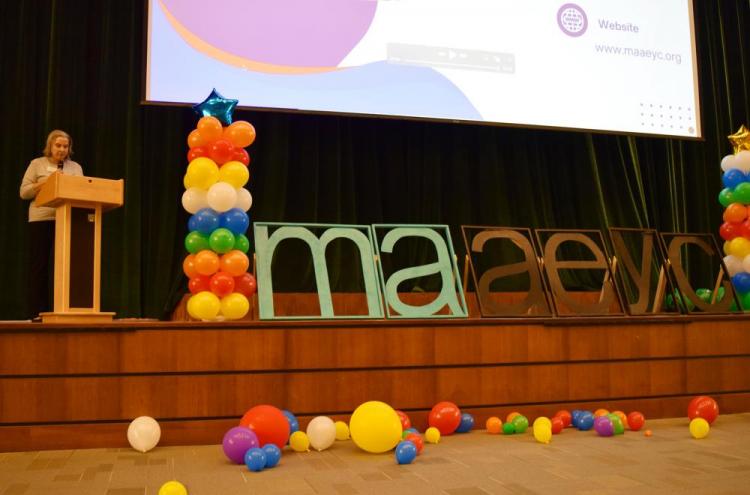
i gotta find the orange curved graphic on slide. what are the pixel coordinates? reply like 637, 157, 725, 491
159, 0, 340, 75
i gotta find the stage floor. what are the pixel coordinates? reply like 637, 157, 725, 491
0, 414, 748, 495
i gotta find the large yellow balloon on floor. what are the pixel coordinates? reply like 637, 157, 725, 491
159, 481, 188, 495
689, 417, 710, 439
533, 425, 552, 444
349, 401, 402, 453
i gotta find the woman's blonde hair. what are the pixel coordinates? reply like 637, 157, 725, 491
43, 129, 73, 158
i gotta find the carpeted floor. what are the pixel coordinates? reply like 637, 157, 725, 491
1, 414, 748, 495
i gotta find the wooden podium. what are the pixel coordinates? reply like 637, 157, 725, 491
35, 174, 124, 323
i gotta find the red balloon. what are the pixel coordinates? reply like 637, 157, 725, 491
554, 410, 572, 428
188, 275, 210, 294
234, 273, 257, 298
187, 146, 209, 163
627, 411, 645, 431
209, 139, 235, 165
550, 416, 564, 434
740, 219, 750, 239
687, 396, 719, 424
719, 221, 742, 241
395, 410, 411, 431
428, 401, 461, 435
240, 405, 290, 449
209, 271, 235, 297
404, 433, 423, 454
232, 147, 251, 166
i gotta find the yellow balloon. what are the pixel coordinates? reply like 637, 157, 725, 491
533, 425, 552, 444
425, 426, 441, 444
730, 237, 750, 258
220, 293, 249, 320
289, 431, 310, 452
335, 421, 350, 440
158, 481, 187, 495
349, 401, 402, 453
532, 417, 552, 430
187, 291, 220, 320
218, 161, 250, 188
183, 174, 193, 189
689, 418, 710, 439
186, 157, 219, 190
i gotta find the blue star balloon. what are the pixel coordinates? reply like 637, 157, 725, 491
192, 89, 238, 125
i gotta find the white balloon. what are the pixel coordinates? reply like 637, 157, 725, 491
721, 154, 736, 172
181, 187, 208, 214
724, 255, 744, 277
207, 182, 238, 213
743, 254, 750, 274
306, 416, 336, 452
234, 188, 253, 212
734, 150, 750, 173
127, 416, 161, 453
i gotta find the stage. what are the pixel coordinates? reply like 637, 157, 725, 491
1, 294, 749, 453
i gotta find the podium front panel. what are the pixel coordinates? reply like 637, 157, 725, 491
69, 207, 95, 308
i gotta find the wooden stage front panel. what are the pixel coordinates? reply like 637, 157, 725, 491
1, 314, 749, 451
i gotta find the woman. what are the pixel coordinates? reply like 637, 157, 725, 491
19, 130, 84, 320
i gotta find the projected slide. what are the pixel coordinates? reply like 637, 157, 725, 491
145, 0, 700, 138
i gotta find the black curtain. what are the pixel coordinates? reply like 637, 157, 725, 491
0, 1, 748, 319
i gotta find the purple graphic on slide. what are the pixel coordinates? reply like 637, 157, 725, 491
557, 4, 588, 37
159, 0, 377, 68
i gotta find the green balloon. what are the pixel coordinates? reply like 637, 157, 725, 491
511, 415, 528, 434
716, 286, 726, 302
184, 231, 209, 254
734, 183, 750, 204
208, 228, 236, 254
502, 422, 516, 435
719, 188, 735, 208
695, 288, 712, 303
234, 234, 250, 253
607, 414, 625, 435
741, 291, 750, 310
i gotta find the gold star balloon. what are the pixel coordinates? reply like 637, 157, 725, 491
728, 125, 750, 153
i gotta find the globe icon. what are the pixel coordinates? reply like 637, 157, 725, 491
557, 4, 588, 37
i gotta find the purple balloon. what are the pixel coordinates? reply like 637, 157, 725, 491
222, 426, 259, 464
594, 416, 614, 437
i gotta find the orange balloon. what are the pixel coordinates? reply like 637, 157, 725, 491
183, 254, 199, 278
594, 408, 610, 418
194, 250, 220, 276
486, 417, 502, 434
224, 121, 256, 148
197, 116, 223, 142
187, 129, 207, 148
220, 250, 250, 276
506, 412, 520, 423
723, 202, 748, 223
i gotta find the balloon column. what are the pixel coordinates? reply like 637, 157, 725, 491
183, 90, 257, 321
720, 125, 750, 311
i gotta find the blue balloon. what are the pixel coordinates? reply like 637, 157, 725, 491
282, 410, 299, 434
192, 88, 238, 125
262, 444, 282, 468
571, 409, 583, 425
188, 208, 219, 235
576, 411, 595, 431
395, 441, 417, 465
731, 272, 750, 294
219, 208, 250, 235
455, 413, 475, 433
723, 169, 747, 189
404, 427, 419, 435
244, 447, 266, 472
